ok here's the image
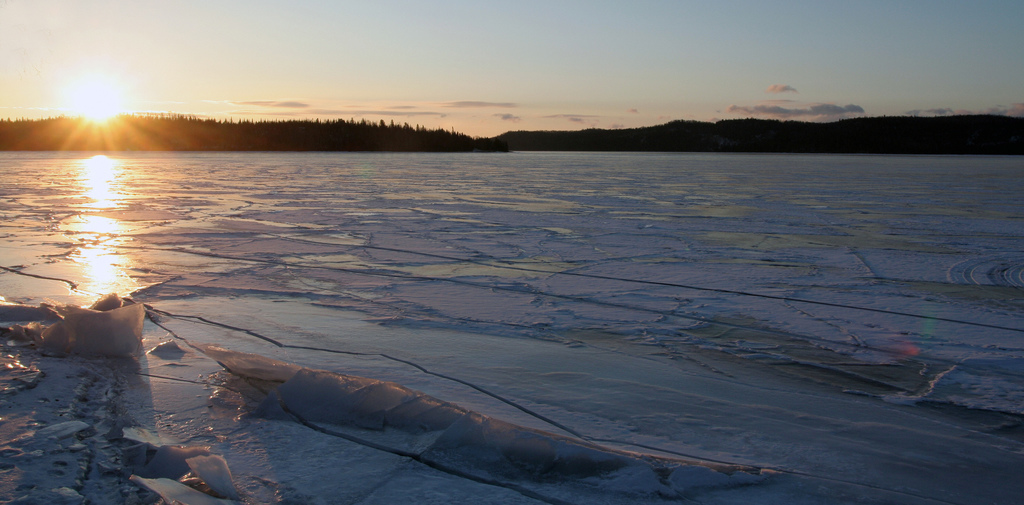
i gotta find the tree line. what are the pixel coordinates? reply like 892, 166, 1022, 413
497, 115, 1024, 154
0, 115, 509, 152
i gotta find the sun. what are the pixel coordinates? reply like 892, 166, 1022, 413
65, 75, 125, 122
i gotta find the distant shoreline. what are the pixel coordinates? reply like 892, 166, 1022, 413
0, 115, 509, 152
3, 114, 1022, 155
498, 115, 1024, 155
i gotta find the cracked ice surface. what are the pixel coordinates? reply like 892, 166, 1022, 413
2, 151, 1024, 504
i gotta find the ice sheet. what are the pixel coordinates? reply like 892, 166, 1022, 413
2, 152, 1023, 504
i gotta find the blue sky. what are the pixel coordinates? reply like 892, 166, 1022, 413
2, 0, 1022, 136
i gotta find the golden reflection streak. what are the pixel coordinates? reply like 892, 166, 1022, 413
69, 214, 136, 297
80, 155, 120, 208
71, 156, 137, 296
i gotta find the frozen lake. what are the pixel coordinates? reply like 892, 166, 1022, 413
2, 151, 1023, 504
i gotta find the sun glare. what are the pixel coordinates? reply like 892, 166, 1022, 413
65, 75, 125, 122
80, 155, 121, 208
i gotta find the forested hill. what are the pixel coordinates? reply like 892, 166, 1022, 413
0, 115, 508, 152
498, 115, 1024, 154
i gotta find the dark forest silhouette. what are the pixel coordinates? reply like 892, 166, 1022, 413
4, 114, 1023, 154
0, 115, 508, 152
498, 115, 1024, 154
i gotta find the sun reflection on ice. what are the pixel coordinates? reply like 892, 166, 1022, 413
71, 244, 129, 295
80, 155, 121, 209
75, 214, 121, 235
66, 214, 137, 297
66, 156, 139, 297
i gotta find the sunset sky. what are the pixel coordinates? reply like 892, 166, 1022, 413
2, 0, 1022, 136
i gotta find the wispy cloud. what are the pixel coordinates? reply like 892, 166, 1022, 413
908, 103, 1024, 117
627, 108, 639, 114
229, 100, 310, 108
0, 106, 63, 112
493, 113, 521, 122
727, 103, 864, 120
227, 108, 446, 118
315, 109, 446, 117
138, 100, 188, 106
954, 103, 1024, 117
544, 114, 600, 123
443, 101, 517, 108
905, 108, 954, 117
537, 114, 603, 128
766, 84, 798, 94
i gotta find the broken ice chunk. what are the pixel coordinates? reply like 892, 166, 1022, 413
148, 340, 187, 358
186, 454, 240, 500
89, 292, 124, 311
199, 345, 302, 383
138, 445, 212, 479
208, 347, 769, 495
272, 368, 468, 432
38, 301, 144, 357
589, 465, 673, 495
130, 475, 239, 505
1, 302, 57, 344
667, 464, 765, 492
4, 321, 44, 344
423, 412, 632, 479
35, 420, 91, 440
0, 303, 58, 323
383, 392, 470, 432
122, 426, 179, 447
276, 368, 417, 430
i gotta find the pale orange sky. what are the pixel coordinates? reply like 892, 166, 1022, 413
2, 0, 1022, 137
